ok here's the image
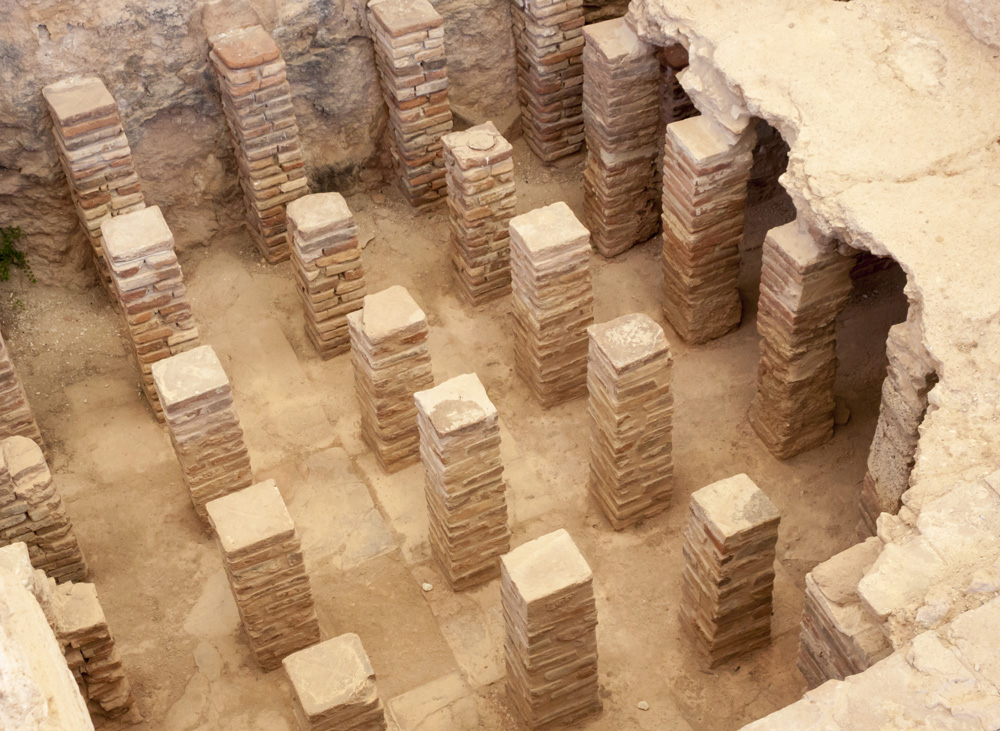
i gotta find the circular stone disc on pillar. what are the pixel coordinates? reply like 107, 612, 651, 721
467, 133, 495, 151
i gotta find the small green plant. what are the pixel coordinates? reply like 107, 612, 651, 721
0, 226, 35, 284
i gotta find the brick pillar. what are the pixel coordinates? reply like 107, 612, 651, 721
415, 373, 510, 591
680, 474, 780, 666
347, 286, 434, 472
859, 319, 936, 532
151, 345, 253, 525
0, 330, 45, 454
206, 480, 321, 671
582, 18, 661, 257
52, 581, 141, 722
42, 76, 145, 291
510, 0, 585, 162
587, 313, 673, 529
748, 220, 854, 459
210, 25, 309, 262
283, 633, 388, 730
0, 436, 87, 583
287, 193, 367, 359
101, 206, 200, 420
501, 529, 601, 728
661, 116, 755, 344
510, 202, 593, 407
368, 0, 453, 210
658, 44, 696, 128
441, 122, 517, 304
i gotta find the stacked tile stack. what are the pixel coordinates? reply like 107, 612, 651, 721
42, 76, 145, 290
582, 18, 661, 258
587, 313, 673, 530
210, 25, 309, 262
151, 345, 253, 525
0, 436, 87, 583
661, 116, 756, 344
658, 45, 696, 128
680, 474, 780, 666
206, 480, 321, 671
510, 0, 585, 162
368, 0, 453, 210
441, 122, 516, 304
415, 373, 510, 591
509, 202, 593, 407
52, 581, 140, 722
347, 286, 434, 472
859, 319, 936, 532
748, 220, 855, 459
798, 537, 890, 688
287, 193, 367, 358
101, 206, 200, 421
501, 529, 601, 729
283, 633, 387, 731
0, 330, 45, 455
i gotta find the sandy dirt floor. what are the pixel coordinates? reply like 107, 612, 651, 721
0, 139, 908, 731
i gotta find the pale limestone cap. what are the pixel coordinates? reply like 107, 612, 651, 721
368, 0, 442, 34
52, 582, 105, 636
42, 76, 116, 125
283, 633, 377, 716
206, 480, 295, 554
691, 474, 779, 539
152, 345, 230, 409
509, 201, 589, 256
287, 192, 353, 239
101, 205, 174, 263
414, 373, 495, 435
502, 529, 592, 604
588, 313, 670, 372
667, 115, 738, 163
765, 219, 826, 270
211, 25, 280, 69
583, 17, 649, 63
360, 285, 426, 343
0, 543, 38, 593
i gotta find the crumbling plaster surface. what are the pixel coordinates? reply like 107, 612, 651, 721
628, 0, 1000, 648
0, 0, 516, 287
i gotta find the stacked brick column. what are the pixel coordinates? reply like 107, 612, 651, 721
859, 319, 936, 532
748, 220, 855, 459
661, 116, 756, 344
42, 76, 145, 290
283, 633, 388, 730
680, 474, 780, 666
151, 345, 253, 525
582, 18, 661, 257
510, 202, 593, 407
587, 313, 673, 529
287, 193, 367, 358
206, 479, 321, 671
101, 206, 200, 420
501, 529, 601, 729
0, 330, 45, 454
415, 373, 510, 591
441, 122, 517, 304
0, 436, 87, 583
52, 581, 140, 722
210, 25, 309, 262
658, 45, 696, 128
510, 0, 585, 162
347, 286, 434, 472
368, 0, 453, 209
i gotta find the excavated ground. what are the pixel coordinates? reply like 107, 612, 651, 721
0, 141, 907, 730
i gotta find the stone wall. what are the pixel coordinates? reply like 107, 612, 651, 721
0, 0, 519, 288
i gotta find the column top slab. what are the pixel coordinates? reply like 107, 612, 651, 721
287, 192, 354, 239
211, 25, 280, 70
583, 17, 650, 63
588, 313, 670, 372
42, 76, 116, 126
691, 474, 779, 540
283, 633, 377, 716
502, 529, 592, 604
765, 219, 828, 270
667, 116, 738, 163
442, 121, 512, 167
206, 480, 295, 554
368, 0, 443, 35
414, 373, 496, 435
509, 201, 589, 258
151, 345, 229, 409
359, 285, 427, 344
52, 582, 105, 636
101, 205, 173, 263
